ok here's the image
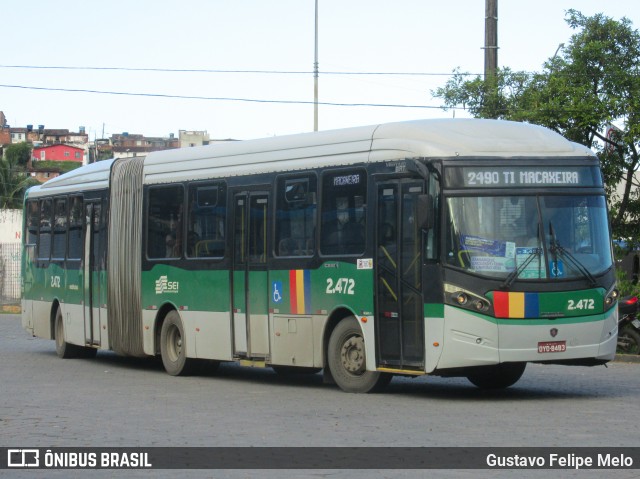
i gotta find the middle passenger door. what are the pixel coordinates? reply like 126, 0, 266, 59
231, 190, 271, 358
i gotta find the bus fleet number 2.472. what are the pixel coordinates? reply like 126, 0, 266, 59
326, 278, 355, 295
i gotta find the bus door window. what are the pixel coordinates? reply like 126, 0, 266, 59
249, 196, 268, 263
321, 170, 367, 255
147, 186, 184, 259
275, 175, 317, 257
234, 197, 247, 264
187, 183, 226, 259
68, 196, 84, 260
51, 198, 68, 260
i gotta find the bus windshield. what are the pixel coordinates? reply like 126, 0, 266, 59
446, 195, 613, 281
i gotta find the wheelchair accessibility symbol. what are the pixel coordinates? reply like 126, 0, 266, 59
272, 281, 283, 303
550, 260, 564, 278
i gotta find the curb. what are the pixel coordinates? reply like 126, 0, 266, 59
614, 354, 640, 363
1, 305, 20, 314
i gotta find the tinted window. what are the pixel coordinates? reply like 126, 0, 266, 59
26, 201, 39, 245
37, 199, 53, 259
68, 196, 84, 260
275, 175, 317, 257
186, 183, 226, 258
147, 186, 184, 259
52, 198, 68, 259
321, 170, 367, 255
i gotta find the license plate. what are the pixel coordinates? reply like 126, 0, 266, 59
538, 340, 566, 353
632, 319, 640, 329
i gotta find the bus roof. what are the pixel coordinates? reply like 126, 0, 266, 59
26, 158, 115, 198
143, 119, 594, 184
26, 119, 595, 196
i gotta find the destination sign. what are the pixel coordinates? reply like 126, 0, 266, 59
444, 166, 602, 188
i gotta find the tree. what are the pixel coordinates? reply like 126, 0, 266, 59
0, 152, 38, 209
433, 10, 640, 242
4, 142, 32, 167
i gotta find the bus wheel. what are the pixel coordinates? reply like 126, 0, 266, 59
54, 308, 82, 359
328, 316, 391, 393
160, 311, 195, 376
466, 362, 526, 389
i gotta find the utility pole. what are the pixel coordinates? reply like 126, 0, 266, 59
484, 0, 498, 118
313, 0, 319, 132
484, 0, 498, 80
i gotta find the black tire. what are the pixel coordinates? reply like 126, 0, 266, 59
327, 316, 391, 393
466, 362, 526, 389
54, 307, 84, 359
617, 326, 640, 355
160, 311, 195, 376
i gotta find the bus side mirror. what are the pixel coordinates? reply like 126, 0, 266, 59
417, 194, 434, 230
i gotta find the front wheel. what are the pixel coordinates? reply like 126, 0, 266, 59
327, 316, 391, 393
160, 311, 196, 376
617, 326, 640, 355
466, 362, 526, 389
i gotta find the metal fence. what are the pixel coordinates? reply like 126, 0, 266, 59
0, 242, 21, 307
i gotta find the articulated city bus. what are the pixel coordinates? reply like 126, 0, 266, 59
21, 119, 618, 392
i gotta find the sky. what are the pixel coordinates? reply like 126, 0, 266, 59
1, 0, 639, 141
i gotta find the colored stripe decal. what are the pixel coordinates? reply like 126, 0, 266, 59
289, 270, 311, 314
509, 292, 524, 318
296, 269, 305, 313
524, 292, 540, 318
493, 291, 509, 317
289, 269, 298, 314
493, 292, 540, 318
304, 269, 312, 315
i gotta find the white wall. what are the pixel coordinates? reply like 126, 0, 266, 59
0, 209, 22, 243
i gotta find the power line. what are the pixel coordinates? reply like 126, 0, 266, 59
0, 83, 452, 110
0, 64, 482, 77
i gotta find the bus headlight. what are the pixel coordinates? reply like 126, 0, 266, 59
604, 286, 619, 310
445, 284, 490, 313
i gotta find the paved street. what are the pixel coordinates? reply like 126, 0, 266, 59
1, 313, 639, 478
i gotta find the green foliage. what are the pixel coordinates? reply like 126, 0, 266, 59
4, 142, 32, 166
432, 10, 640, 244
33, 160, 83, 174
0, 154, 38, 209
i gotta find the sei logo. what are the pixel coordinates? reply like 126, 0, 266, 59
155, 275, 179, 294
51, 276, 61, 288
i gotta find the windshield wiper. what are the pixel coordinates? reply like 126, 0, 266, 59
501, 247, 541, 289
548, 221, 597, 287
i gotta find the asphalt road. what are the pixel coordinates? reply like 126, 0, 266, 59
1, 313, 639, 479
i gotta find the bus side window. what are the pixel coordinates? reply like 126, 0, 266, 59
38, 199, 53, 260
52, 198, 68, 260
147, 185, 184, 259
26, 200, 39, 246
275, 175, 317, 257
320, 170, 366, 256
186, 182, 226, 259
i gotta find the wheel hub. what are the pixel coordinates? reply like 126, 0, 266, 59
168, 327, 182, 361
340, 336, 365, 374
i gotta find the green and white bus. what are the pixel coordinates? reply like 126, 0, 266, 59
21, 119, 618, 392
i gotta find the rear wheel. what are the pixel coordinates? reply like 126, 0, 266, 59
328, 316, 391, 393
54, 308, 83, 359
466, 362, 526, 389
617, 326, 640, 355
160, 311, 196, 376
